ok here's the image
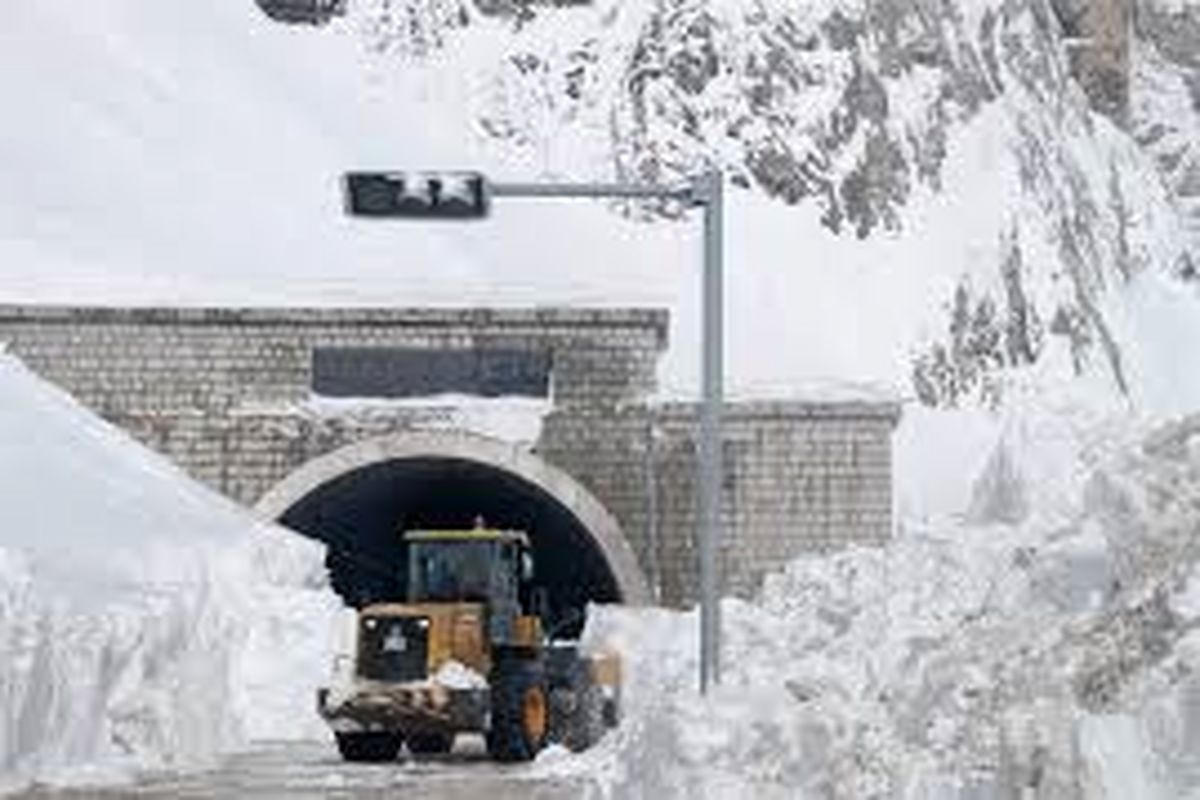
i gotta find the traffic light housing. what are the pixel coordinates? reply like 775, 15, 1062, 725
343, 172, 491, 220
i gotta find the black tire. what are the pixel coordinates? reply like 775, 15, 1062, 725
334, 731, 403, 763
549, 681, 607, 752
602, 694, 620, 728
486, 657, 549, 763
564, 684, 607, 752
406, 732, 455, 755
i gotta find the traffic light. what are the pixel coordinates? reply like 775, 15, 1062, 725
343, 172, 491, 220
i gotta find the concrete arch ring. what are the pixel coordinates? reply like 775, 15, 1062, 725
253, 430, 651, 605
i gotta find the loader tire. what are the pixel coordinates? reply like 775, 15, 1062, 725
486, 658, 548, 762
565, 684, 607, 752
334, 732, 402, 763
549, 681, 606, 752
406, 732, 455, 755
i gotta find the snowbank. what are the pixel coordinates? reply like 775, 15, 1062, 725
0, 354, 344, 792
549, 405, 1200, 799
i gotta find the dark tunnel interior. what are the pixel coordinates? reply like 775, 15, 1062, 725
279, 457, 622, 637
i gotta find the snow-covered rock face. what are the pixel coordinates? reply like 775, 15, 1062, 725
594, 0, 1185, 411
363, 0, 1014, 237
1134, 0, 1200, 263
348, 0, 1199, 411
608, 0, 998, 237
2, 1, 1196, 410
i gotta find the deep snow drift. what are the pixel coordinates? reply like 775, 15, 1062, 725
0, 353, 344, 792
546, 390, 1200, 799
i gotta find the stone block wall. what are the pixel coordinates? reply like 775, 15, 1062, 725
537, 400, 899, 605
0, 306, 666, 415
0, 304, 666, 506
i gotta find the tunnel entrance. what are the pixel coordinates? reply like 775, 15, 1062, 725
280, 458, 618, 634
257, 433, 647, 638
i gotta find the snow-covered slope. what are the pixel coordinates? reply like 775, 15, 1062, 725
0, 353, 343, 792
1, 0, 1197, 410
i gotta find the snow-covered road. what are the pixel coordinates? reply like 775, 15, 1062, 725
13, 741, 599, 799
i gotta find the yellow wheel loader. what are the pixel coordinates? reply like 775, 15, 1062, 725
316, 529, 620, 763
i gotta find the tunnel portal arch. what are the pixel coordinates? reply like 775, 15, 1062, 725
255, 431, 650, 624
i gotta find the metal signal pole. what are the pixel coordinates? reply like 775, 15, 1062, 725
693, 170, 722, 691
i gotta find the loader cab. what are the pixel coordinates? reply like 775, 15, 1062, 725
406, 531, 531, 602
404, 530, 540, 646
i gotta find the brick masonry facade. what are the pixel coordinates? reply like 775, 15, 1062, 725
0, 304, 900, 606
539, 401, 897, 604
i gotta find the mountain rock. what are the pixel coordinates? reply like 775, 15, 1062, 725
349, 0, 1194, 407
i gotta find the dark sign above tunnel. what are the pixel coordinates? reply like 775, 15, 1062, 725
312, 347, 552, 399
